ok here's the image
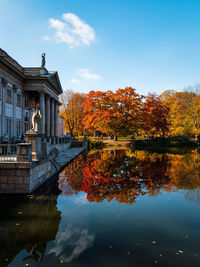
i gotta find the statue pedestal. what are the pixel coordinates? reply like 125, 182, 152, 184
24, 130, 43, 161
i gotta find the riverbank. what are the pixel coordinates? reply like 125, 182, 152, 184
0, 146, 86, 194
101, 136, 200, 152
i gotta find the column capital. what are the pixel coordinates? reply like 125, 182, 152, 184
45, 93, 50, 99
1, 78, 8, 86
38, 89, 46, 95
50, 97, 55, 103
13, 85, 18, 92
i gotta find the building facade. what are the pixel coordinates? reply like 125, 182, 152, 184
0, 49, 63, 143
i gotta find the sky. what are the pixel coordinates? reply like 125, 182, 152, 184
1, 0, 200, 95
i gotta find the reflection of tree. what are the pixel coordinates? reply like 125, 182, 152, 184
166, 151, 200, 204
81, 150, 171, 204
59, 149, 200, 205
0, 176, 61, 267
166, 151, 200, 190
59, 154, 85, 195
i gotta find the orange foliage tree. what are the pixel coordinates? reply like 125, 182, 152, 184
142, 93, 169, 137
82, 87, 143, 139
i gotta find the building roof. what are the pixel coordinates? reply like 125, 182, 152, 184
0, 48, 63, 94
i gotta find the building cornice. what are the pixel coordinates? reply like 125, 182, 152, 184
0, 48, 63, 95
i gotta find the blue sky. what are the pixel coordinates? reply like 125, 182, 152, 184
1, 0, 200, 95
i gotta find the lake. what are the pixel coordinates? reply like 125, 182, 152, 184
2, 148, 200, 267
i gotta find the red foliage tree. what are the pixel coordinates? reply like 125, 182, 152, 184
142, 93, 169, 137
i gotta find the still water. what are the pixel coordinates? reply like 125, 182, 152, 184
2, 148, 200, 267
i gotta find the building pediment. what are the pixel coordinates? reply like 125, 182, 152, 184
47, 72, 63, 94
23, 69, 63, 96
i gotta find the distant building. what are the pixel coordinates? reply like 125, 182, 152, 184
58, 115, 65, 136
0, 48, 63, 143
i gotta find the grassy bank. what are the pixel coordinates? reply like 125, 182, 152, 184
75, 135, 199, 151
134, 136, 198, 149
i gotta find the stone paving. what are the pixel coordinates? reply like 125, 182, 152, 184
57, 147, 85, 167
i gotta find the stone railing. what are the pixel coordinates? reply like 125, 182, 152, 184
1, 135, 74, 163
45, 136, 71, 145
0, 144, 17, 162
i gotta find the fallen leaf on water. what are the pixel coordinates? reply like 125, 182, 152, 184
127, 251, 130, 255
152, 241, 156, 244
16, 223, 19, 226
60, 260, 63, 263
18, 211, 22, 214
178, 250, 184, 254
154, 260, 158, 264
160, 254, 163, 257
109, 246, 112, 249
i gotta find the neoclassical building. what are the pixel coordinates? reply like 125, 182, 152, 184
0, 48, 64, 143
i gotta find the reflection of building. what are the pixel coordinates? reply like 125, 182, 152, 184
0, 175, 61, 266
0, 48, 63, 143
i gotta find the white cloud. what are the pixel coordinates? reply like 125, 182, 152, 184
78, 69, 101, 80
70, 79, 80, 84
48, 13, 95, 48
43, 35, 51, 41
49, 18, 65, 31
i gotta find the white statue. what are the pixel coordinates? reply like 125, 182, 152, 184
32, 108, 42, 133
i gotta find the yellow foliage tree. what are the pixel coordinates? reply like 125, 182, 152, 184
160, 90, 200, 138
60, 92, 87, 136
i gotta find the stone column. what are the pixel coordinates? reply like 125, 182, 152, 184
45, 95, 50, 137
50, 98, 54, 137
0, 78, 3, 139
54, 101, 59, 137
1, 78, 7, 138
21, 90, 25, 134
39, 93, 45, 135
13, 85, 17, 139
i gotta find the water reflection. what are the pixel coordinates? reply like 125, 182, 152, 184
3, 149, 200, 267
59, 149, 200, 204
48, 225, 94, 263
0, 176, 61, 267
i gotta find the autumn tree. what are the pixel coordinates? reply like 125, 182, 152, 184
142, 93, 169, 137
160, 91, 200, 138
82, 90, 113, 135
59, 89, 73, 111
83, 87, 143, 139
60, 92, 87, 136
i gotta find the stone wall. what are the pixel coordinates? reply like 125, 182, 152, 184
0, 162, 31, 193
0, 137, 86, 194
30, 160, 58, 192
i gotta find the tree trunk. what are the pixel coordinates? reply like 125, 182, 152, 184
114, 135, 118, 141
